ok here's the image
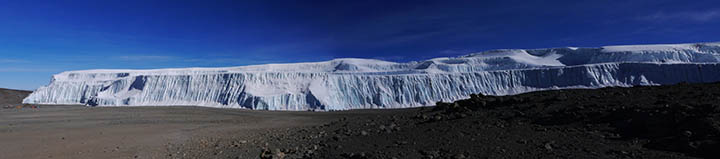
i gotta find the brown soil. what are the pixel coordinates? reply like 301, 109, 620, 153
0, 88, 31, 107
0, 105, 391, 159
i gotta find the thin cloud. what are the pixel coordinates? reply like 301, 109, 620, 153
114, 55, 177, 61
182, 58, 282, 66
334, 3, 497, 49
639, 9, 720, 22
439, 50, 460, 55
0, 68, 57, 72
372, 56, 407, 62
0, 59, 28, 63
439, 49, 476, 56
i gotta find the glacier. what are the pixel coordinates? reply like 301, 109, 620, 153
23, 42, 720, 110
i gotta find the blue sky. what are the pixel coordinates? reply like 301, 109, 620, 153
1, 0, 719, 90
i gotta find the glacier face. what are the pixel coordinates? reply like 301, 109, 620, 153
23, 42, 720, 110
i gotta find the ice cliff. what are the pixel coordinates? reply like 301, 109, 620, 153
23, 42, 720, 110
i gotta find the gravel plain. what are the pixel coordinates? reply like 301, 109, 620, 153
2, 82, 718, 158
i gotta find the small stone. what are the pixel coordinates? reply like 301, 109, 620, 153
682, 130, 693, 137
453, 154, 467, 159
260, 148, 272, 159
433, 115, 443, 121
516, 139, 528, 144
544, 142, 554, 151
273, 149, 286, 159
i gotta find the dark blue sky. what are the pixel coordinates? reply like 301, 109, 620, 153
1, 0, 719, 90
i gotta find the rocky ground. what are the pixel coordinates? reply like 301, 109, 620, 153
201, 82, 719, 159
0, 88, 31, 107
2, 82, 719, 158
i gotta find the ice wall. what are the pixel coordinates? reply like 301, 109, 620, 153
23, 42, 720, 110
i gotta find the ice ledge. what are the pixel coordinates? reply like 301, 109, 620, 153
24, 42, 720, 110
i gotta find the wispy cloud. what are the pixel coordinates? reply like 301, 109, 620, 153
638, 9, 720, 22
0, 68, 57, 72
334, 4, 497, 49
372, 56, 407, 61
182, 58, 284, 66
114, 55, 177, 61
0, 59, 28, 63
109, 53, 320, 67
438, 49, 476, 56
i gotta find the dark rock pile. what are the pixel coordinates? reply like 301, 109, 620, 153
434, 83, 720, 158
195, 82, 720, 158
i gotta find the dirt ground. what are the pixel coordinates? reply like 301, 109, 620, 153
2, 82, 719, 159
0, 105, 399, 159
0, 88, 31, 108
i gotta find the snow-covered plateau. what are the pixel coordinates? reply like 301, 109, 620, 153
23, 42, 720, 110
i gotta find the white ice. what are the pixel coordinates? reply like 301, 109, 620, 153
23, 42, 720, 110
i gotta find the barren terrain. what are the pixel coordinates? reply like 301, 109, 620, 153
2, 82, 719, 158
